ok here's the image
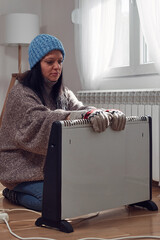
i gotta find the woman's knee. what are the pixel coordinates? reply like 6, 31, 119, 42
17, 192, 42, 212
14, 181, 43, 200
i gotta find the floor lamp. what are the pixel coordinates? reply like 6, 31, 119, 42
0, 13, 39, 73
0, 13, 39, 126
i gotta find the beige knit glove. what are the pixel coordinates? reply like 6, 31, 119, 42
69, 110, 88, 120
106, 109, 126, 131
84, 109, 112, 133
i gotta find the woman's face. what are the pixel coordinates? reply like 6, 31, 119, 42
40, 50, 63, 82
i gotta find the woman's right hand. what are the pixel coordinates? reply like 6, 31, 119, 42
88, 110, 112, 133
83, 109, 112, 133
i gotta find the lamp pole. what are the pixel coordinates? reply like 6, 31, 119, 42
18, 44, 22, 74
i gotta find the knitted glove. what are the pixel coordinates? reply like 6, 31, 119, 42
84, 109, 112, 133
69, 110, 89, 120
106, 109, 126, 131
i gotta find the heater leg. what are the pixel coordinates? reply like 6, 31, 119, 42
130, 200, 158, 211
35, 217, 74, 233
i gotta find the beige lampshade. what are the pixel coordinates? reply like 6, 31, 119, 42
0, 13, 39, 46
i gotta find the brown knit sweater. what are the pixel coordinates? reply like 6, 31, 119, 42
0, 82, 90, 189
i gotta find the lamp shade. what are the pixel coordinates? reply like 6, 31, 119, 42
0, 13, 39, 46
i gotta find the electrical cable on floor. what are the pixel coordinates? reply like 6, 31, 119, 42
78, 237, 160, 240
4, 218, 56, 240
1, 209, 160, 240
3, 217, 160, 240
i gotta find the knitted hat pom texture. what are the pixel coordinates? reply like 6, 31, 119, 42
28, 34, 65, 69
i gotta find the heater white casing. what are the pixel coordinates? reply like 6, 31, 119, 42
61, 117, 151, 218
36, 116, 156, 233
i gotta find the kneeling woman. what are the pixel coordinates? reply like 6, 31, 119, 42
0, 34, 126, 211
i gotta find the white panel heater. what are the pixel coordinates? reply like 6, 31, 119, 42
35, 116, 158, 233
77, 89, 160, 182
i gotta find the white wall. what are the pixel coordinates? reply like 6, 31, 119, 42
99, 74, 160, 91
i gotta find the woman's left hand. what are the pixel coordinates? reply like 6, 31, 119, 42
106, 109, 126, 131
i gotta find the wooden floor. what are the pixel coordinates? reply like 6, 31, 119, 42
1, 183, 160, 240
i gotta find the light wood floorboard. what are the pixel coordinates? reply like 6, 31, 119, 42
0, 183, 160, 240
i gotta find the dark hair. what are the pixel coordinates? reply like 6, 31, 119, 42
21, 62, 63, 106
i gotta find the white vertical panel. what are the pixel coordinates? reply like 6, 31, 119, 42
108, 104, 114, 109
119, 104, 126, 114
131, 105, 138, 116
144, 105, 152, 116
100, 92, 106, 109
90, 92, 96, 106
125, 105, 132, 116
138, 105, 145, 116
113, 104, 120, 110
151, 105, 159, 181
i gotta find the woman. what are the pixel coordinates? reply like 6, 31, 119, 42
0, 34, 126, 211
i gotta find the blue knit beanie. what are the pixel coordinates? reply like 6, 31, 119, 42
28, 34, 65, 69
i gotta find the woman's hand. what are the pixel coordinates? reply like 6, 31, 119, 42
68, 108, 126, 132
89, 111, 112, 133
106, 109, 126, 131
83, 109, 112, 133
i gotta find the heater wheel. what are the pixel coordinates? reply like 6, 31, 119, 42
59, 220, 74, 233
130, 200, 158, 211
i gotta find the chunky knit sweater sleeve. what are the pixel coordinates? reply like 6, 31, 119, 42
0, 83, 88, 157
